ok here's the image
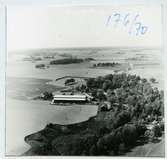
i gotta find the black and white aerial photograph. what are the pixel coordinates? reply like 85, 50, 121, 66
6, 5, 164, 157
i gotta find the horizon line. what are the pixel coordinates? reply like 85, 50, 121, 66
8, 45, 162, 53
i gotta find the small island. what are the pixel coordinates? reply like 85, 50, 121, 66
50, 57, 95, 65
35, 64, 49, 69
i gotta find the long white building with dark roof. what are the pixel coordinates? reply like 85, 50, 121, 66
51, 94, 88, 104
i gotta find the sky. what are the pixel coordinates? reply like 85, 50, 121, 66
7, 5, 162, 51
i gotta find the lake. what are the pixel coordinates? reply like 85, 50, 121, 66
6, 99, 98, 155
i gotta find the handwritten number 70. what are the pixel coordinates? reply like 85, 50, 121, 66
134, 22, 148, 36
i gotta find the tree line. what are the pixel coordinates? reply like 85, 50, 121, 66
93, 62, 120, 67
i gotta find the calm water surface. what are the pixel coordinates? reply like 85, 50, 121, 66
6, 99, 98, 155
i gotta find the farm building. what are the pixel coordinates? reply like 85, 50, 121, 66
100, 101, 111, 111
51, 94, 88, 104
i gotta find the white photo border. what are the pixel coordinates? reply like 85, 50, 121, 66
0, 0, 167, 159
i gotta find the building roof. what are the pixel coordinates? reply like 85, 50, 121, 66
53, 94, 87, 101
53, 94, 86, 98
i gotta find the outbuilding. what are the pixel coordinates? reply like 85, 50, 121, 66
51, 94, 88, 104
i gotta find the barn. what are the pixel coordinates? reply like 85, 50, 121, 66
51, 94, 88, 104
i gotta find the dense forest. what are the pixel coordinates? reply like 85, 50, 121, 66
85, 73, 164, 120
